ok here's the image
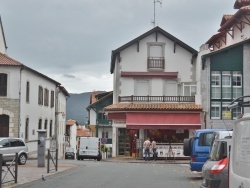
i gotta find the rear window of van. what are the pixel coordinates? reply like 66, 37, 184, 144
198, 133, 214, 146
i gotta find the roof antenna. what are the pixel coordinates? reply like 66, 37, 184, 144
151, 0, 162, 27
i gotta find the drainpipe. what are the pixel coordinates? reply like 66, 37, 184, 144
54, 86, 59, 150
18, 66, 24, 138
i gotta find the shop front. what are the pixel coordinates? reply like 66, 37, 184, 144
109, 111, 202, 158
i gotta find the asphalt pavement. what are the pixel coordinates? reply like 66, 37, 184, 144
1, 157, 190, 188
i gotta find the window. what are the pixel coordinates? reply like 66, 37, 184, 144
183, 83, 197, 96
165, 80, 177, 96
51, 90, 55, 108
147, 43, 165, 69
198, 132, 214, 146
44, 119, 48, 130
210, 71, 243, 120
102, 131, 108, 138
44, 88, 49, 106
38, 86, 43, 105
232, 107, 242, 119
222, 71, 231, 99
25, 118, 29, 141
26, 81, 30, 103
211, 72, 221, 99
49, 120, 53, 137
0, 139, 10, 147
232, 71, 242, 98
211, 102, 221, 119
135, 80, 150, 96
98, 112, 106, 119
38, 119, 42, 129
0, 73, 7, 96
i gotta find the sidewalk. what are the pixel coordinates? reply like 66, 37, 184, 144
104, 156, 190, 164
1, 159, 77, 188
1, 157, 190, 188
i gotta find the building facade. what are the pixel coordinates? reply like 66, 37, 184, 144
87, 91, 113, 148
199, 0, 250, 129
105, 26, 203, 158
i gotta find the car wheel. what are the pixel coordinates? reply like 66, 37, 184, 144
18, 153, 27, 165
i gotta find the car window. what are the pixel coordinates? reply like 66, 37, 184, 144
198, 132, 214, 146
10, 139, 20, 147
209, 141, 224, 161
0, 139, 10, 147
19, 140, 25, 146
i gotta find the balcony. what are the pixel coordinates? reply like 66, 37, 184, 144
118, 95, 195, 103
147, 57, 165, 70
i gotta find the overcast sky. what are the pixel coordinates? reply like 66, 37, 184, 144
0, 0, 236, 93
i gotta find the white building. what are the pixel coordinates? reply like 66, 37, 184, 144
0, 16, 69, 159
105, 26, 202, 158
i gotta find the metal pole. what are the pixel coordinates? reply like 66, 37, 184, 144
54, 87, 59, 150
47, 149, 50, 173
56, 149, 58, 171
0, 154, 2, 187
15, 153, 18, 183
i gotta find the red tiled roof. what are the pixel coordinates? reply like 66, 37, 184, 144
219, 5, 250, 32
0, 52, 22, 66
104, 103, 202, 111
77, 128, 90, 137
220, 15, 233, 26
234, 0, 250, 9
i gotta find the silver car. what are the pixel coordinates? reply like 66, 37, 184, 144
0, 137, 29, 165
200, 137, 231, 188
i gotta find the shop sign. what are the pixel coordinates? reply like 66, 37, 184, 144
114, 120, 126, 124
176, 130, 184, 133
222, 111, 231, 119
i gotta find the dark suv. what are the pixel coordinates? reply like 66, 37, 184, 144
0, 137, 29, 165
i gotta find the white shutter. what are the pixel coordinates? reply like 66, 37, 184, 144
136, 80, 149, 95
165, 81, 177, 96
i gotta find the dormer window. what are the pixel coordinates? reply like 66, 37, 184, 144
147, 43, 165, 71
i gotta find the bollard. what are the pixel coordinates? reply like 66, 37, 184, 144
47, 149, 50, 173
0, 154, 2, 188
15, 153, 18, 183
56, 149, 58, 171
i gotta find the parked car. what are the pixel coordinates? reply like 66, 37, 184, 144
65, 147, 75, 159
184, 129, 223, 172
200, 137, 232, 188
0, 137, 29, 165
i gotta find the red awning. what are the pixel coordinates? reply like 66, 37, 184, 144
126, 113, 201, 130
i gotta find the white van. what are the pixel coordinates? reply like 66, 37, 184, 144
77, 137, 102, 161
228, 96, 250, 188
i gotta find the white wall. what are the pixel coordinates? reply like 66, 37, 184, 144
116, 33, 194, 97
89, 109, 96, 125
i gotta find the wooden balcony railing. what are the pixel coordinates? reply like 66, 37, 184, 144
147, 57, 165, 69
118, 95, 195, 103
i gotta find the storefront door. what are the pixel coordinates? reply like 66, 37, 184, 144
118, 128, 126, 156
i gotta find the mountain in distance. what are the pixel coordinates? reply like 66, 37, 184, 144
66, 91, 105, 125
